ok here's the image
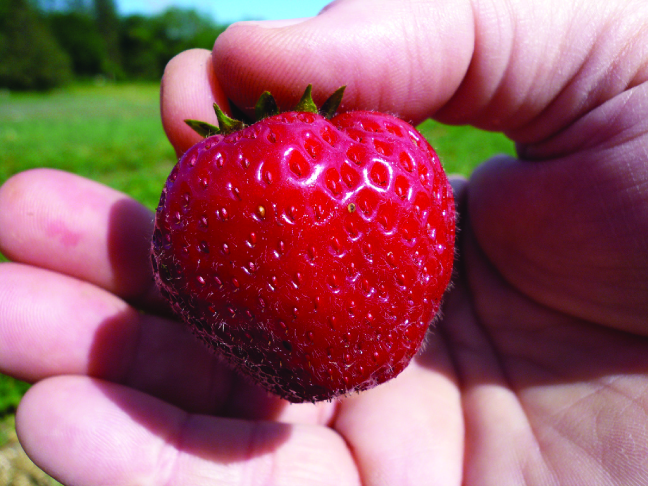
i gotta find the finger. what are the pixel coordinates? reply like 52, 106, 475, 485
0, 168, 163, 311
333, 332, 464, 486
438, 0, 647, 143
160, 48, 231, 156
212, 0, 473, 124
17, 376, 361, 486
0, 262, 232, 415
0, 262, 339, 424
210, 0, 645, 145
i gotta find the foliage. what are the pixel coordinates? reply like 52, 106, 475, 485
0, 0, 73, 90
48, 11, 107, 75
93, 0, 122, 79
0, 0, 229, 89
119, 8, 227, 80
119, 14, 165, 80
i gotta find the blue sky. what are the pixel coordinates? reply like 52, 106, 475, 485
115, 0, 333, 23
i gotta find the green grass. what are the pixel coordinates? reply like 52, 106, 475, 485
0, 375, 29, 418
0, 82, 516, 413
0, 82, 177, 209
418, 119, 516, 175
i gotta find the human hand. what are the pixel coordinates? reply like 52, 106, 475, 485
0, 0, 646, 484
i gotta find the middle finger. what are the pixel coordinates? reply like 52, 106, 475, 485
0, 262, 338, 424
0, 262, 233, 415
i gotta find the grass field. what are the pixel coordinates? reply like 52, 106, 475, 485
0, 83, 178, 210
0, 82, 516, 449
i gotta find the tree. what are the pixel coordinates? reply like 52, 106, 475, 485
0, 0, 73, 90
92, 0, 121, 79
119, 14, 164, 80
119, 7, 228, 80
48, 10, 106, 76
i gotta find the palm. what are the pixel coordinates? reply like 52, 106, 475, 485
439, 224, 647, 485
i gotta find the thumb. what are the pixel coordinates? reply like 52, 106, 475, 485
212, 0, 475, 124
213, 0, 645, 143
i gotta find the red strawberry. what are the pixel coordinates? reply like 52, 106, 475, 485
151, 86, 455, 403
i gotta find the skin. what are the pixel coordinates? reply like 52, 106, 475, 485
0, 0, 646, 484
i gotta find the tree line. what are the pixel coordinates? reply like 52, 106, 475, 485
0, 0, 229, 90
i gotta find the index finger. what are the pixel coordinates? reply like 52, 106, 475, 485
0, 168, 165, 312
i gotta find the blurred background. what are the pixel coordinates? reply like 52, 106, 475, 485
0, 1, 515, 484
0, 0, 334, 89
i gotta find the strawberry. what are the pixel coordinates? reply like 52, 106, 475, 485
151, 86, 455, 403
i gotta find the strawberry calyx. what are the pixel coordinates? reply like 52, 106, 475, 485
254, 91, 279, 121
185, 85, 346, 138
185, 104, 244, 137
293, 84, 319, 114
